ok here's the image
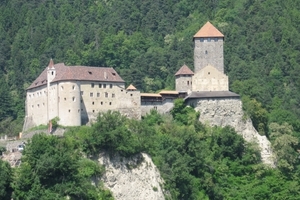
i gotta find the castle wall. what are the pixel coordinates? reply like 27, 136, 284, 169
194, 37, 224, 73
25, 85, 48, 127
118, 90, 141, 119
58, 81, 81, 126
48, 83, 59, 122
175, 75, 192, 92
79, 81, 126, 124
141, 98, 174, 116
192, 65, 228, 91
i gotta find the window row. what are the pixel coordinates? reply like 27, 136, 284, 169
91, 83, 113, 88
28, 91, 47, 98
200, 38, 220, 42
88, 92, 115, 98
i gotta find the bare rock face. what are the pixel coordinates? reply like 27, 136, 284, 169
193, 98, 275, 166
98, 152, 165, 200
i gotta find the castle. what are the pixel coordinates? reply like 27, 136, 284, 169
23, 21, 239, 130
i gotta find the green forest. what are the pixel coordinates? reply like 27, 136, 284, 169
1, 0, 300, 199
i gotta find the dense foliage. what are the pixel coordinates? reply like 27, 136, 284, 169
1, 0, 300, 137
1, 0, 300, 198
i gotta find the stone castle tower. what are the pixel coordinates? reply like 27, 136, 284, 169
175, 64, 194, 92
193, 21, 224, 73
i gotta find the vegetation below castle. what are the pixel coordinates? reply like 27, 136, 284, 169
1, 101, 300, 199
0, 0, 300, 198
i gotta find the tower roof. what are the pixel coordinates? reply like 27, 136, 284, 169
48, 58, 54, 68
193, 21, 224, 38
175, 64, 194, 76
126, 84, 137, 90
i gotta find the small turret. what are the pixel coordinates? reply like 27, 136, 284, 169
175, 64, 194, 92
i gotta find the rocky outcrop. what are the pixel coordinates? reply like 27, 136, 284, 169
98, 152, 165, 200
192, 98, 274, 166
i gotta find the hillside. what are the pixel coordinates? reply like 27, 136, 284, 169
0, 0, 300, 199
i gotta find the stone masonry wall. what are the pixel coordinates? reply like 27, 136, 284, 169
188, 98, 274, 166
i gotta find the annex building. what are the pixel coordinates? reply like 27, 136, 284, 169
23, 21, 239, 130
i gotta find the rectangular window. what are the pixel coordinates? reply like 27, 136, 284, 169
112, 93, 115, 98
110, 84, 113, 88
90, 92, 93, 97
105, 92, 108, 98
97, 92, 100, 97
103, 84, 106, 88
99, 84, 102, 88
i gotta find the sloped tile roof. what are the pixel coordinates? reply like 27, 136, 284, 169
185, 91, 239, 100
175, 64, 194, 76
126, 84, 137, 90
27, 62, 124, 90
194, 21, 224, 38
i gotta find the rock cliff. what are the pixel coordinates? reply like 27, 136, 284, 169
193, 98, 275, 166
98, 152, 165, 200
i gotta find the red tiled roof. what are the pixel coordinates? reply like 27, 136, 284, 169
175, 64, 194, 76
193, 21, 224, 38
27, 62, 124, 90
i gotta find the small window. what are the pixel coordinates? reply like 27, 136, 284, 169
110, 84, 113, 88
103, 84, 106, 88
92, 102, 94, 105
90, 92, 93, 97
88, 71, 92, 75
72, 85, 75, 90
81, 91, 83, 95
105, 92, 108, 98
61, 86, 64, 90
101, 102, 103, 105
187, 81, 189, 85
214, 38, 218, 42
68, 109, 71, 112
51, 71, 54, 75
205, 50, 208, 54
207, 38, 211, 42
64, 98, 66, 101
130, 94, 133, 96
91, 83, 94, 88
109, 102, 112, 105
208, 72, 210, 75
81, 100, 83, 103
93, 110, 95, 113
72, 97, 76, 102
97, 93, 100, 97
37, 104, 39, 107
112, 72, 116, 76
99, 84, 102, 88
112, 93, 115, 98
200, 38, 204, 42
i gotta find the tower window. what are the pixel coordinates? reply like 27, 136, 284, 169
109, 102, 112, 105
72, 85, 75, 90
110, 84, 113, 88
200, 38, 204, 42
101, 102, 103, 105
187, 81, 189, 85
105, 92, 108, 98
90, 92, 93, 97
91, 83, 94, 88
205, 50, 208, 54
214, 38, 218, 42
99, 84, 102, 88
72, 97, 75, 102
97, 92, 100, 97
207, 38, 211, 42
103, 84, 106, 88
51, 71, 54, 75
92, 102, 94, 105
208, 72, 210, 75
112, 93, 115, 98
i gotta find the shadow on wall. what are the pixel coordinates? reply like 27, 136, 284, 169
81, 101, 89, 125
